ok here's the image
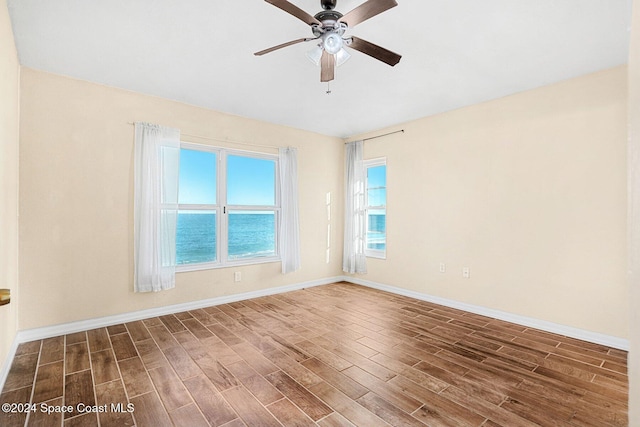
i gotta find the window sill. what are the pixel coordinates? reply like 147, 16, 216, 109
366, 251, 386, 260
176, 256, 281, 273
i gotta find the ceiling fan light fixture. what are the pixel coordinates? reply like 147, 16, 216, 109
335, 48, 351, 66
306, 45, 324, 66
323, 32, 343, 55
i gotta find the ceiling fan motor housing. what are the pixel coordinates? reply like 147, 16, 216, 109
314, 10, 343, 25
312, 8, 345, 37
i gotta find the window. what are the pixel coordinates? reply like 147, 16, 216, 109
177, 143, 279, 270
226, 154, 277, 260
177, 148, 218, 265
365, 159, 387, 258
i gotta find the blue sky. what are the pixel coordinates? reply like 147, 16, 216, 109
178, 149, 275, 206
227, 155, 275, 206
367, 165, 387, 207
178, 149, 216, 204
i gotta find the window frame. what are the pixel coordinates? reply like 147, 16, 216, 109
364, 158, 387, 259
176, 142, 281, 272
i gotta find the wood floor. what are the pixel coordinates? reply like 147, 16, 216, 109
0, 282, 628, 426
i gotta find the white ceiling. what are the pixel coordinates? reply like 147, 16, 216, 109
7, 0, 633, 138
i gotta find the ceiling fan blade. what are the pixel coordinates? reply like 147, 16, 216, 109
339, 0, 398, 27
348, 36, 401, 66
254, 38, 313, 56
321, 50, 335, 82
264, 0, 321, 26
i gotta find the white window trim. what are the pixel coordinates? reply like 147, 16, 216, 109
364, 158, 387, 259
176, 142, 281, 272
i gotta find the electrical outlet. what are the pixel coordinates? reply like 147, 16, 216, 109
439, 263, 446, 273
462, 267, 470, 278
234, 272, 242, 282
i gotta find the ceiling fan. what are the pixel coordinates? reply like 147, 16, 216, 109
255, 0, 401, 82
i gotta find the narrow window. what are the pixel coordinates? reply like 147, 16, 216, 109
365, 159, 387, 258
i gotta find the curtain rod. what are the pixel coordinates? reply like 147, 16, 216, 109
127, 122, 281, 150
345, 129, 404, 144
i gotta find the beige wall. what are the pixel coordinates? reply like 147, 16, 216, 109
628, 0, 640, 423
0, 0, 20, 369
351, 66, 628, 339
18, 68, 344, 330
18, 65, 629, 338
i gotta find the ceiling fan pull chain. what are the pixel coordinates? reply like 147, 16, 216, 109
326, 81, 332, 95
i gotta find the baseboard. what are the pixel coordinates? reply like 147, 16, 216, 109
343, 276, 630, 351
0, 336, 20, 395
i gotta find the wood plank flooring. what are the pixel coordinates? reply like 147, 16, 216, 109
0, 282, 628, 426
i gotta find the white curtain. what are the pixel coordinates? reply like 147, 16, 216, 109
343, 141, 367, 274
279, 147, 301, 274
134, 122, 181, 292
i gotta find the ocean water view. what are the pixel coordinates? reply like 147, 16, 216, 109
176, 212, 217, 264
177, 211, 386, 265
367, 213, 386, 251
176, 212, 275, 265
